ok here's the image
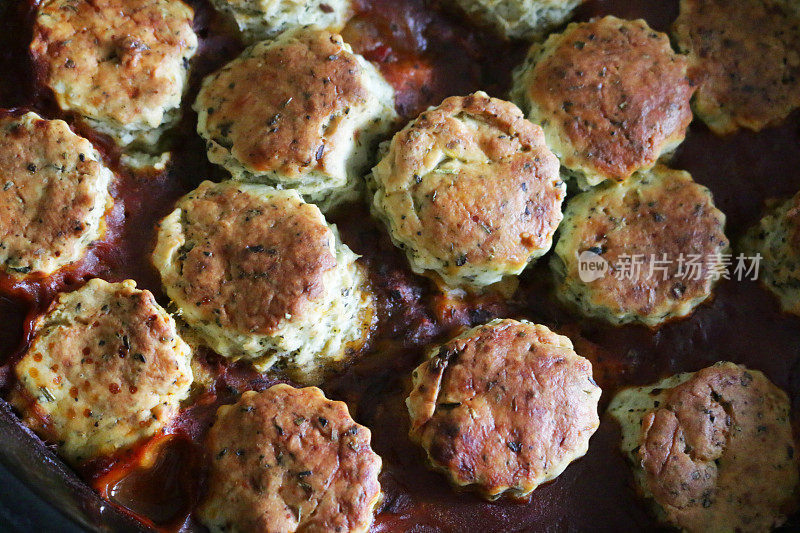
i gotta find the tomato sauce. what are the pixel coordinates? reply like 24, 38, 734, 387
0, 0, 799, 531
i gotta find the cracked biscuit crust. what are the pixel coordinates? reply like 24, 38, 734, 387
609, 362, 798, 532
198, 385, 382, 533
407, 319, 601, 499
370, 92, 564, 289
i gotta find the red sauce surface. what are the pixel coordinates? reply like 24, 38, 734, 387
0, 0, 799, 531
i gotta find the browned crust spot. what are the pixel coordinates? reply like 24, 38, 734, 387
673, 0, 800, 134
31, 0, 196, 128
199, 385, 382, 533
524, 16, 694, 181
407, 319, 600, 499
197, 28, 369, 176
375, 92, 563, 278
0, 112, 109, 276
639, 362, 799, 531
165, 182, 336, 334
12, 279, 191, 464
555, 166, 729, 324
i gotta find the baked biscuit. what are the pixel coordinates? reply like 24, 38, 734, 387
0, 112, 112, 278
13, 279, 193, 464
152, 180, 374, 383
742, 190, 800, 315
407, 319, 601, 499
552, 165, 729, 326
511, 16, 694, 188
194, 28, 396, 210
608, 362, 799, 532
447, 0, 585, 41
31, 0, 198, 149
210, 0, 353, 43
370, 92, 564, 289
198, 384, 382, 533
673, 0, 800, 134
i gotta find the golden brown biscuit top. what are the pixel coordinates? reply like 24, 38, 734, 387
164, 182, 337, 334
638, 362, 798, 532
407, 319, 600, 498
525, 16, 694, 180
14, 279, 191, 463
375, 92, 563, 271
673, 0, 800, 134
560, 167, 728, 320
31, 0, 197, 127
200, 385, 382, 533
23, 281, 188, 411
196, 28, 369, 177
0, 113, 109, 276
